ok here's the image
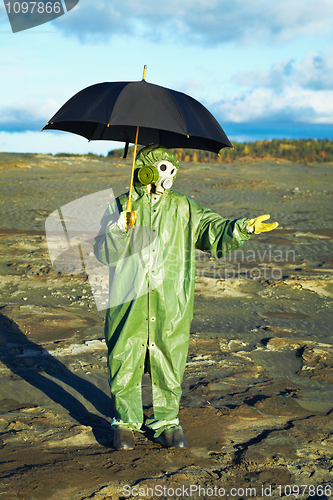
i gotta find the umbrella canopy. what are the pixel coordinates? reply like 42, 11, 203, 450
43, 80, 232, 154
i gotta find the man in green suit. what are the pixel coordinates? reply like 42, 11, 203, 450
93, 144, 278, 450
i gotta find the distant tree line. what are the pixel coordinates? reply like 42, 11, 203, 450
107, 139, 333, 164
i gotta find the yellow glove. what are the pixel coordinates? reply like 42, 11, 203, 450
247, 214, 279, 234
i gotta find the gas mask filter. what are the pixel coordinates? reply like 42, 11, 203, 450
137, 160, 177, 194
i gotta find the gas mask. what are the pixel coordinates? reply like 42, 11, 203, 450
137, 160, 177, 194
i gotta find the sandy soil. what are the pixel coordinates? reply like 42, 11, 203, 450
0, 153, 333, 500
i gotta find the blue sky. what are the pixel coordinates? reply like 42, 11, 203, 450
1, 0, 333, 155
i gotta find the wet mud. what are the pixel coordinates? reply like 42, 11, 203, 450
0, 153, 332, 499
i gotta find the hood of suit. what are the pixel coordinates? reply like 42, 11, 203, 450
134, 144, 179, 196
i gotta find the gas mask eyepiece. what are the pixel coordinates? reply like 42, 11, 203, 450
137, 159, 177, 193
154, 160, 177, 193
137, 165, 159, 185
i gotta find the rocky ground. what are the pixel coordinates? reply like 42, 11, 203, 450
0, 153, 332, 499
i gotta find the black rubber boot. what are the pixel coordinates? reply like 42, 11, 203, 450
155, 427, 188, 448
113, 428, 135, 450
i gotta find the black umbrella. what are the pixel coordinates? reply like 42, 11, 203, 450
43, 69, 231, 154
42, 66, 232, 226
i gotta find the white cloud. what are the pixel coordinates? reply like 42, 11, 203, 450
233, 60, 296, 90
233, 51, 333, 91
53, 0, 333, 46
294, 52, 333, 90
212, 85, 333, 126
219, 50, 333, 131
0, 99, 60, 132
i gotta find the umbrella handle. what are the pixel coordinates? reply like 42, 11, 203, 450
124, 64, 147, 229
125, 124, 140, 228
124, 66, 146, 229
122, 209, 136, 230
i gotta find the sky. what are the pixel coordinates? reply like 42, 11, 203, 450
1, 0, 333, 155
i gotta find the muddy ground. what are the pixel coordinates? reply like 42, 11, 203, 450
0, 152, 332, 500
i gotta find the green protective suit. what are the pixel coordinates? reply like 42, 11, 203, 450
93, 145, 251, 435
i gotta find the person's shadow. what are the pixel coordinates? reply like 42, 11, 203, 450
0, 308, 113, 447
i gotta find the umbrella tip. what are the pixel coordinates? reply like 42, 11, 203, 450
142, 65, 147, 81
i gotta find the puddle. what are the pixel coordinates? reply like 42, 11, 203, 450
261, 312, 310, 319
264, 228, 333, 244
0, 229, 45, 236
260, 237, 297, 245
1, 307, 98, 343
250, 350, 303, 380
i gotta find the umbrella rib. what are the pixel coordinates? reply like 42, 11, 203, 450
167, 91, 189, 138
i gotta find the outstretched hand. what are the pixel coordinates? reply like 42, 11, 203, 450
247, 214, 279, 234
